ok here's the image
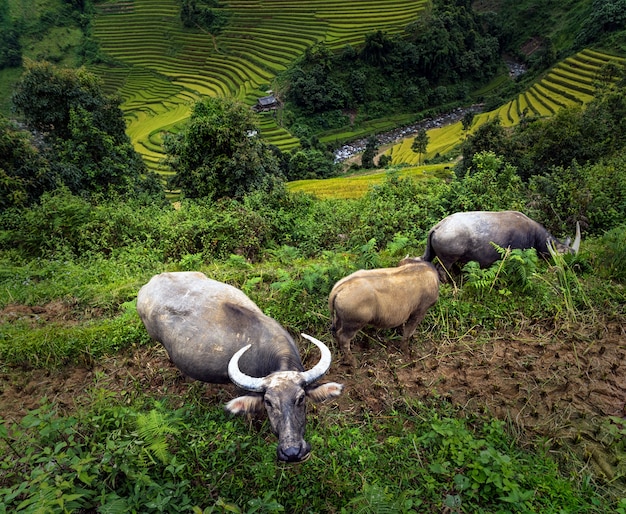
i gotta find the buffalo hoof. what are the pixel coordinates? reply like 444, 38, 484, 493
342, 353, 358, 368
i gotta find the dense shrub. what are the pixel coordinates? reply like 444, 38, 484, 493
461, 85, 626, 184
0, 116, 54, 210
528, 155, 626, 236
348, 172, 450, 252
444, 151, 526, 213
592, 224, 626, 283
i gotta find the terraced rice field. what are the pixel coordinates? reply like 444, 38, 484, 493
91, 0, 427, 172
386, 49, 625, 166
287, 164, 449, 199
91, 1, 624, 178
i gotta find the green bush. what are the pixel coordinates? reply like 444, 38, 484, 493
349, 172, 449, 252
592, 224, 626, 283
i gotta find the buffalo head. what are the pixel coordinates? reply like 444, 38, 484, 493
548, 221, 581, 255
226, 334, 343, 463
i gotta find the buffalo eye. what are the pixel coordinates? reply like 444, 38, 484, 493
295, 394, 305, 407
264, 398, 273, 410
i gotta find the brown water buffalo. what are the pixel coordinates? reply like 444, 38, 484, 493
328, 259, 439, 367
136, 271, 343, 463
421, 210, 581, 281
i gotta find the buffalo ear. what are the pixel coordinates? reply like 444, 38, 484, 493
305, 382, 344, 403
225, 394, 264, 415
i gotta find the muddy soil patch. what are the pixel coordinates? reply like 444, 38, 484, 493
1, 320, 625, 486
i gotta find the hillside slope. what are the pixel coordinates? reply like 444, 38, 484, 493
90, 0, 427, 171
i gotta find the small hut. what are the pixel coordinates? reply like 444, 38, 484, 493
254, 94, 279, 112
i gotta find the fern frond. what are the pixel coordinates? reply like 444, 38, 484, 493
135, 409, 182, 465
347, 483, 402, 514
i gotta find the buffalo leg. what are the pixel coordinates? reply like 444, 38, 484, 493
333, 322, 360, 367
399, 310, 427, 354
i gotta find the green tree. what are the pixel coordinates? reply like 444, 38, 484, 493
11, 60, 158, 200
54, 106, 150, 197
180, 0, 227, 33
12, 60, 125, 141
411, 128, 429, 165
576, 0, 626, 47
0, 116, 53, 210
360, 30, 394, 66
457, 117, 509, 176
287, 148, 337, 180
462, 111, 475, 133
361, 136, 379, 169
164, 96, 284, 199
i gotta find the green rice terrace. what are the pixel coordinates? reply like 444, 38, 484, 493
384, 48, 626, 167
90, 0, 625, 188
90, 0, 428, 174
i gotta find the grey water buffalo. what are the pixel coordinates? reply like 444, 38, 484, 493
136, 271, 343, 463
328, 259, 439, 367
421, 210, 581, 281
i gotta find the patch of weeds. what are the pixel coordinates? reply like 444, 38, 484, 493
0, 302, 151, 367
0, 395, 616, 513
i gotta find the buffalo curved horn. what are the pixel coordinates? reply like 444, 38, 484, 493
228, 344, 266, 393
571, 221, 581, 254
299, 333, 332, 385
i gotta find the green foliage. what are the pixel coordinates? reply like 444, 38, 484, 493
528, 155, 626, 236
576, 0, 626, 47
263, 251, 354, 332
349, 172, 449, 251
463, 245, 539, 298
0, 115, 54, 210
346, 482, 417, 513
410, 128, 429, 165
135, 406, 183, 465
0, 396, 612, 513
360, 135, 378, 169
494, 0, 589, 59
462, 81, 626, 186
592, 224, 626, 282
0, 400, 196, 513
457, 118, 510, 177
9, 60, 157, 203
444, 151, 526, 212
283, 0, 501, 131
180, 0, 228, 33
285, 145, 338, 181
165, 97, 284, 200
0, 300, 150, 367
541, 243, 594, 323
0, 188, 166, 258
13, 59, 115, 140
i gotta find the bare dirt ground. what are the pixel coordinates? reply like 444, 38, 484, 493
1, 302, 625, 488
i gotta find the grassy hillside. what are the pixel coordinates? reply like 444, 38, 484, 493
1, 176, 625, 510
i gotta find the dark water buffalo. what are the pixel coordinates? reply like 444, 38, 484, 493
421, 211, 581, 281
328, 259, 439, 367
136, 271, 343, 463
